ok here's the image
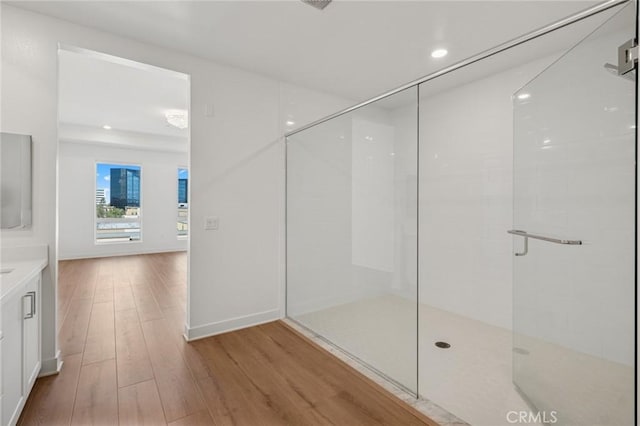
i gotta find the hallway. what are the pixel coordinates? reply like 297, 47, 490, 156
18, 253, 434, 426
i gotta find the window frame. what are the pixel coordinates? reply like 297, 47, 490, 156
94, 161, 144, 245
177, 166, 189, 240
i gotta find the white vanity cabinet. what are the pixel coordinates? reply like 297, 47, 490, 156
1, 272, 41, 426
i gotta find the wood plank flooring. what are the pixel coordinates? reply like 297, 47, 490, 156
18, 253, 435, 426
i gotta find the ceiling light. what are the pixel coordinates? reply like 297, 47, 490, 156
543, 138, 551, 144
286, 120, 296, 126
431, 48, 448, 59
517, 93, 531, 100
165, 110, 189, 130
103, 125, 112, 130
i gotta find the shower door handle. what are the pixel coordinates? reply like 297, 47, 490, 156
507, 229, 582, 256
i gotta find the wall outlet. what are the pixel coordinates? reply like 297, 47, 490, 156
204, 216, 219, 230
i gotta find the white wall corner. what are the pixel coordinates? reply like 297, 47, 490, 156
184, 309, 281, 341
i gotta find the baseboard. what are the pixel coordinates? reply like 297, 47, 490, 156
39, 350, 63, 377
185, 309, 281, 341
59, 248, 187, 260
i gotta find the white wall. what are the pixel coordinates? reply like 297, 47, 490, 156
286, 115, 353, 316
58, 141, 188, 259
419, 21, 636, 365
286, 94, 418, 316
418, 56, 556, 330
512, 22, 635, 366
1, 4, 351, 368
351, 117, 395, 273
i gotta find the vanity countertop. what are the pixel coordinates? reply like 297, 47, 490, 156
1, 245, 48, 303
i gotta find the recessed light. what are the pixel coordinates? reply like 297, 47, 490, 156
431, 48, 448, 59
286, 120, 296, 126
517, 93, 531, 100
543, 138, 551, 144
103, 125, 112, 130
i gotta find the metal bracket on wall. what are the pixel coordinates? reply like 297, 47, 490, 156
618, 38, 638, 75
513, 233, 529, 257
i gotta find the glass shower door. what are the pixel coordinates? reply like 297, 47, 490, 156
286, 87, 419, 394
512, 4, 636, 425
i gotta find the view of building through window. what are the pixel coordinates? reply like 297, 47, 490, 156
96, 163, 141, 242
178, 168, 188, 236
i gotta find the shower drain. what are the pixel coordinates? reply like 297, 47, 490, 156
435, 341, 451, 349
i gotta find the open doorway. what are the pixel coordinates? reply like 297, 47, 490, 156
56, 46, 190, 363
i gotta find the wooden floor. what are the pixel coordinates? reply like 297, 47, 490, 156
18, 253, 435, 426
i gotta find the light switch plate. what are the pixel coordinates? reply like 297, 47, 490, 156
204, 216, 219, 230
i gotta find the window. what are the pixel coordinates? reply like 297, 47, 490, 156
96, 163, 141, 242
177, 168, 188, 237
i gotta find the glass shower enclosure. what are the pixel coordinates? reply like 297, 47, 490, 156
286, 87, 419, 394
512, 4, 636, 425
286, 1, 636, 424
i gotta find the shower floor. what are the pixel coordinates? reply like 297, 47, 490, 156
295, 294, 633, 426
295, 294, 531, 426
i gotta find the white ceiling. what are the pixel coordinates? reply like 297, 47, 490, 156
58, 48, 189, 140
13, 0, 601, 102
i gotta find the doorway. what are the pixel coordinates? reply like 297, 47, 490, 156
56, 46, 191, 361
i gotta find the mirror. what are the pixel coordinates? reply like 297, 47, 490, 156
1, 132, 32, 229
